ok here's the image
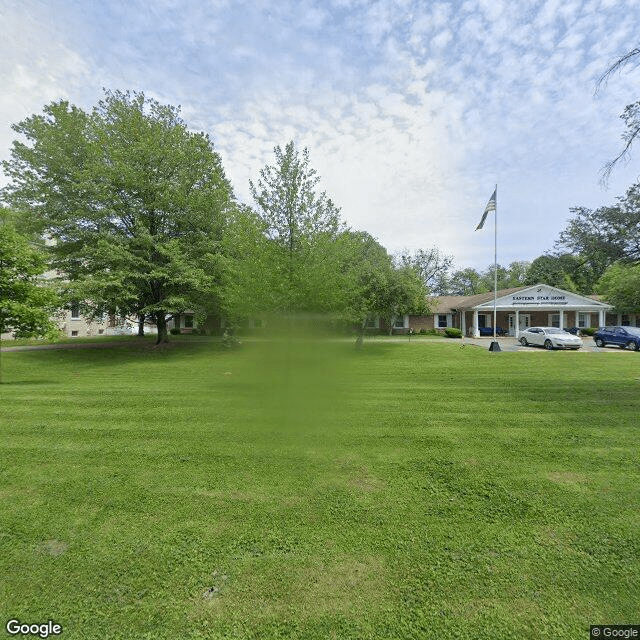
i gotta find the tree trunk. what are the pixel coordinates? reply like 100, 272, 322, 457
355, 321, 365, 350
137, 314, 145, 337
155, 312, 169, 345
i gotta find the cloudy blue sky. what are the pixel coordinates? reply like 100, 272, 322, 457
2, 0, 640, 270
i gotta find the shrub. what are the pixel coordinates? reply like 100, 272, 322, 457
169, 328, 181, 335
444, 328, 462, 339
580, 327, 596, 336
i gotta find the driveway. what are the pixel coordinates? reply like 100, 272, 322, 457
462, 336, 632, 353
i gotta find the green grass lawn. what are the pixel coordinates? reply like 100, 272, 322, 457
1, 338, 638, 639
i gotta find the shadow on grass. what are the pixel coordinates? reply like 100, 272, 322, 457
0, 379, 60, 385
0, 336, 229, 376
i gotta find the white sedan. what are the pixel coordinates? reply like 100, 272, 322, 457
519, 327, 583, 350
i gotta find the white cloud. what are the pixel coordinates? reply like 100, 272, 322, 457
2, 0, 640, 271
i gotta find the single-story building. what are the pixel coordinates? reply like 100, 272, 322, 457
394, 283, 637, 338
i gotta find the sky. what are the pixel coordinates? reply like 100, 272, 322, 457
2, 0, 640, 271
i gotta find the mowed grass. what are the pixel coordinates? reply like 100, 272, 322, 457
0, 338, 638, 639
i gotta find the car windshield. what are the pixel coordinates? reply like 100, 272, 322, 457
623, 326, 640, 337
545, 328, 570, 334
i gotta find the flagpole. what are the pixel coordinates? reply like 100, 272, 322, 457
493, 184, 497, 340
475, 186, 500, 350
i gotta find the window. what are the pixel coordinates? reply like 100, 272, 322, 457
71, 331, 78, 337
365, 316, 379, 329
393, 316, 407, 329
577, 313, 590, 328
98, 329, 104, 335
183, 315, 194, 329
549, 314, 560, 328
71, 302, 80, 319
622, 315, 631, 326
437, 314, 449, 328
478, 315, 487, 329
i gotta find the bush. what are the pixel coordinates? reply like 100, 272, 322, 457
580, 327, 596, 336
444, 328, 462, 339
169, 328, 181, 335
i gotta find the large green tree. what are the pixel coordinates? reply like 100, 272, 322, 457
597, 262, 640, 314
2, 90, 234, 344
247, 144, 429, 334
554, 182, 640, 287
0, 221, 59, 339
339, 231, 429, 337
249, 141, 344, 312
522, 253, 608, 293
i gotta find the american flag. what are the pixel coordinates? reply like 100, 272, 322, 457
475, 188, 496, 230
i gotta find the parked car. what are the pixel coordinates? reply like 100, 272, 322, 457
519, 326, 583, 350
478, 326, 506, 336
593, 326, 640, 351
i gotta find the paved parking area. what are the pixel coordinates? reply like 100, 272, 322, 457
462, 336, 634, 353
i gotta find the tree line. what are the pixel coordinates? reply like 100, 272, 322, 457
3, 43, 640, 344
0, 90, 428, 343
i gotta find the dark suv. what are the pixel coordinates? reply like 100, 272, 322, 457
593, 326, 640, 351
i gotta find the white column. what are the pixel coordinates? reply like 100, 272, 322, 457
473, 309, 479, 337
461, 311, 466, 337
515, 309, 520, 339
618, 313, 622, 325
559, 310, 564, 330
599, 309, 605, 327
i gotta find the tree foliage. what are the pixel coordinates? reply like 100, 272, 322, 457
524, 254, 581, 292
443, 261, 529, 296
247, 143, 429, 332
248, 141, 345, 313
250, 142, 342, 248
597, 262, 640, 313
340, 231, 429, 332
2, 90, 234, 343
395, 247, 453, 295
555, 183, 640, 285
0, 221, 59, 338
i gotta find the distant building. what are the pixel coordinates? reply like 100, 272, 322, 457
400, 284, 619, 337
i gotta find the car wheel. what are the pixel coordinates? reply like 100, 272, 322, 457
520, 337, 528, 346
544, 340, 554, 350
595, 338, 605, 347
626, 340, 639, 351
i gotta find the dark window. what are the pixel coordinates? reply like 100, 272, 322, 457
184, 315, 194, 328
71, 302, 80, 319
437, 314, 448, 328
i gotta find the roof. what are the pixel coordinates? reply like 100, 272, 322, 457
432, 287, 528, 313
430, 284, 611, 313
